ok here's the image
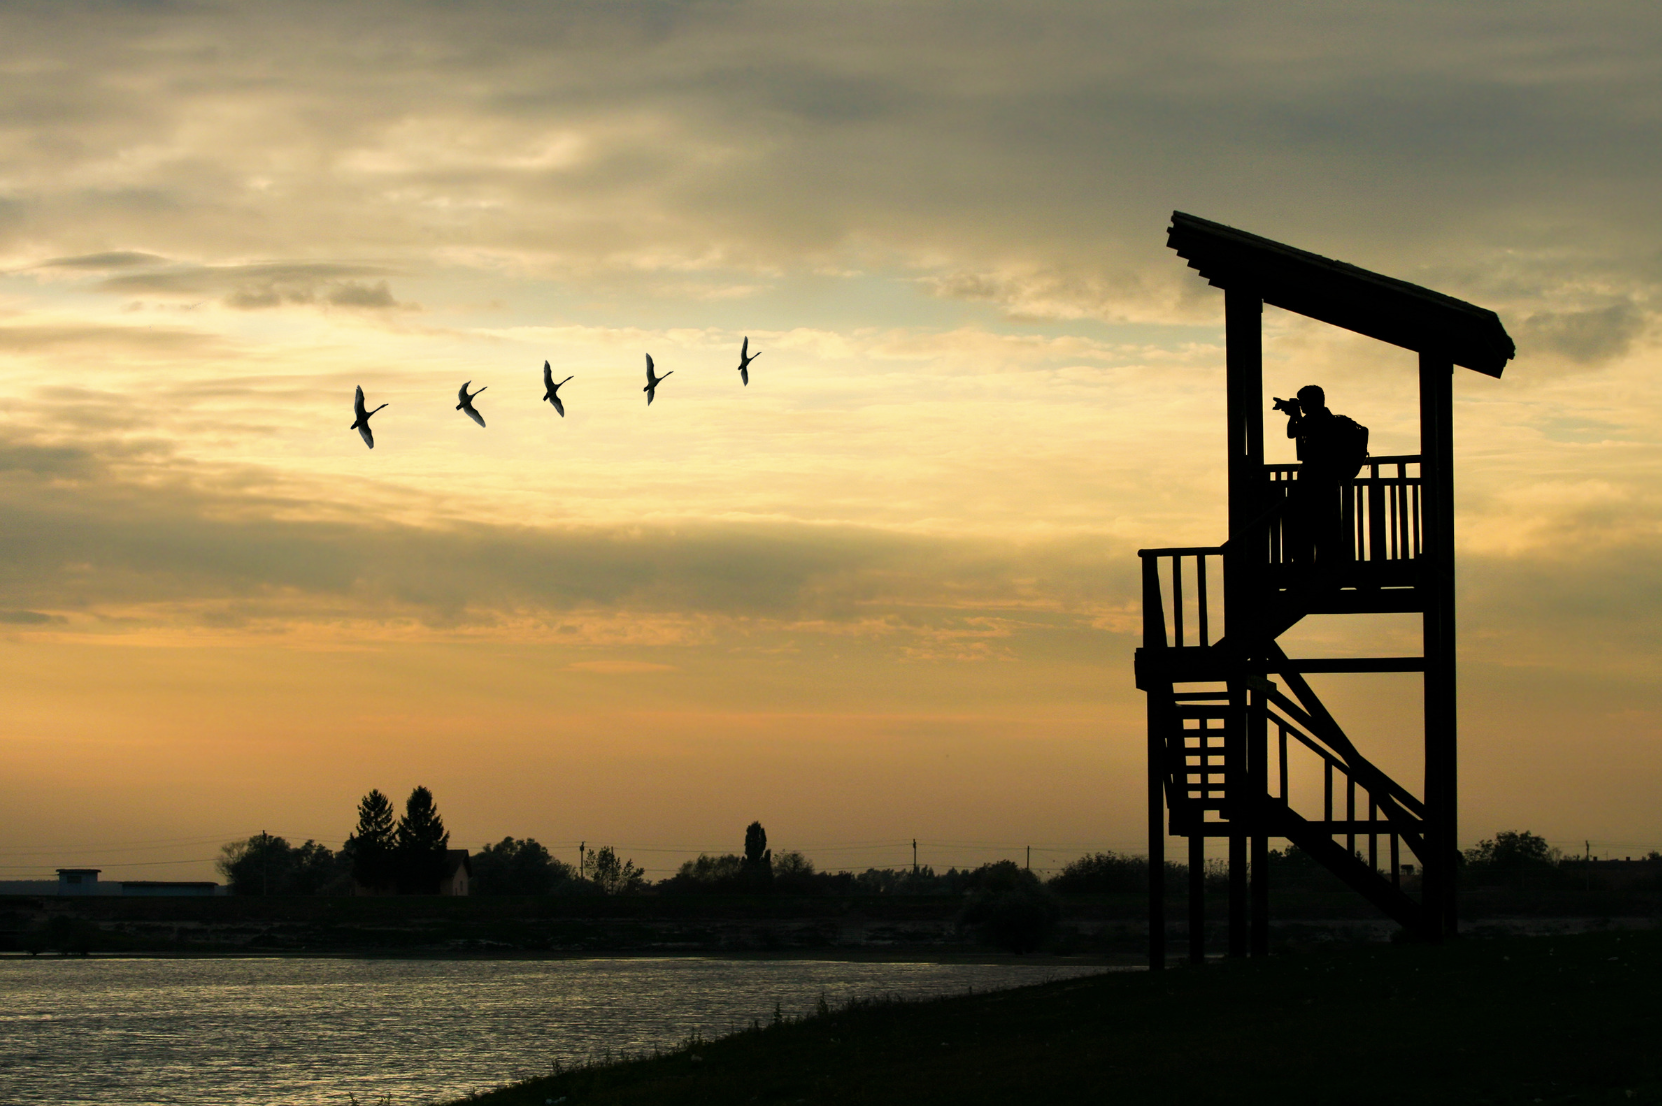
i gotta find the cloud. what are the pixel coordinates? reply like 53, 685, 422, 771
0, 426, 1134, 651
0, 609, 60, 624
62, 259, 417, 312
0, 321, 232, 358
37, 251, 168, 270
0, 1, 1656, 325
1518, 303, 1648, 365
566, 659, 679, 674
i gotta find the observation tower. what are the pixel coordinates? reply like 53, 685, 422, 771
1137, 213, 1515, 965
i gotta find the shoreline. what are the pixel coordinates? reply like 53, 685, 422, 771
454, 928, 1662, 1105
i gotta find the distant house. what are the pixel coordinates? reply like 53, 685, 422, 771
440, 850, 471, 896
56, 869, 102, 896
121, 881, 220, 897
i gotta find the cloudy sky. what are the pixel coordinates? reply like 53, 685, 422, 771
2, 1, 1658, 881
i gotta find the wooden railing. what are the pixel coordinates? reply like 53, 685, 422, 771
1264, 455, 1422, 573
1267, 693, 1423, 885
1139, 546, 1224, 650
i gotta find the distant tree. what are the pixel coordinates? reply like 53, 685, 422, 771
471, 837, 574, 896
289, 840, 351, 895
1465, 830, 1556, 869
1257, 845, 1349, 892
956, 861, 1061, 953
1463, 830, 1564, 890
217, 834, 294, 896
589, 845, 645, 895
853, 865, 942, 894
743, 821, 774, 889
744, 822, 772, 870
217, 835, 347, 896
1047, 852, 1148, 895
394, 786, 451, 894
662, 853, 745, 892
344, 789, 398, 891
773, 850, 817, 893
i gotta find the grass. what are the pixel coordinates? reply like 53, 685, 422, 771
456, 928, 1662, 1105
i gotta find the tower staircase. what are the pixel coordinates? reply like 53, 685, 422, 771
1137, 457, 1437, 952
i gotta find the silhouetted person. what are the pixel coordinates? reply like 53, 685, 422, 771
1276, 385, 1367, 568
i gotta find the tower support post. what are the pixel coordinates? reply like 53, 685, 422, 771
1148, 689, 1166, 970
1223, 286, 1264, 958
1419, 352, 1458, 938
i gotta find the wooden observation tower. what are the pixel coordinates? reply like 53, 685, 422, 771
1138, 213, 1515, 966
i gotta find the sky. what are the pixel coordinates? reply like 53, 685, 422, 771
1, 1, 1659, 883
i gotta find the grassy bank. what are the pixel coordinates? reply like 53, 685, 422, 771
460, 928, 1662, 1106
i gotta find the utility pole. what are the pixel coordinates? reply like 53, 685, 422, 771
1026, 845, 1030, 872
579, 842, 586, 881
261, 830, 268, 897
912, 839, 918, 875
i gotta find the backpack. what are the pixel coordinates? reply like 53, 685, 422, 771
1333, 414, 1369, 478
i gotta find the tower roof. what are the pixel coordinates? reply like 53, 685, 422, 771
1167, 212, 1515, 377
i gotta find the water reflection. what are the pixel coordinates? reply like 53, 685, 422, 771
0, 957, 1105, 1105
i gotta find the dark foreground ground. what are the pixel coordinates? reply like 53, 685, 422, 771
459, 928, 1662, 1106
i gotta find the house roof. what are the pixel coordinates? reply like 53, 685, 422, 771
1167, 212, 1515, 378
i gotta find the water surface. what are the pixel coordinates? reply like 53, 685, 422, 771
0, 956, 1105, 1105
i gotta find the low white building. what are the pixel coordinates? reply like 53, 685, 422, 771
56, 869, 106, 896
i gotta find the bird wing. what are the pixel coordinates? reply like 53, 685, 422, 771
543, 361, 553, 389
458, 381, 471, 404
645, 353, 655, 381
358, 423, 375, 449
740, 366, 748, 386
646, 385, 655, 406
354, 385, 368, 419
552, 395, 565, 417
741, 336, 748, 358
465, 406, 486, 428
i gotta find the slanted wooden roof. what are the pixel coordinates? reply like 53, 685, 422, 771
1167, 212, 1515, 377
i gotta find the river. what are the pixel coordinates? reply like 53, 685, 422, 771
0, 956, 1106, 1105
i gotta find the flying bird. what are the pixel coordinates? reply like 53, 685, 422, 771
350, 385, 387, 449
456, 380, 487, 427
542, 362, 573, 417
643, 353, 672, 406
737, 336, 760, 386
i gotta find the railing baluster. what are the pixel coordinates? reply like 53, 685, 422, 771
1140, 551, 1167, 649
1346, 778, 1356, 856
1368, 471, 1386, 564
1196, 555, 1209, 647
1172, 555, 1184, 649
1412, 479, 1422, 558
1278, 723, 1288, 803
1388, 475, 1399, 560
1368, 795, 1378, 873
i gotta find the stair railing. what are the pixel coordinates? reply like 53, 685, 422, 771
1268, 703, 1420, 888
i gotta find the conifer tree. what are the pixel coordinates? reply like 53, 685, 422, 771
345, 789, 397, 890
395, 786, 450, 893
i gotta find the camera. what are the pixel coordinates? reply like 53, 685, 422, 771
1272, 396, 1300, 416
